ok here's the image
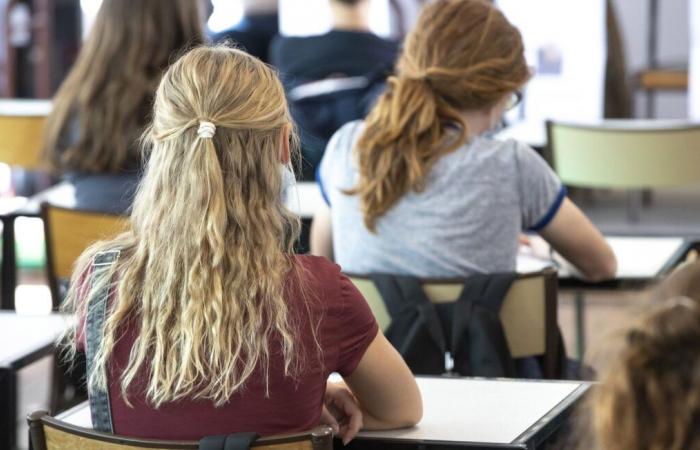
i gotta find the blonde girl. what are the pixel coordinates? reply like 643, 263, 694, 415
63, 46, 421, 442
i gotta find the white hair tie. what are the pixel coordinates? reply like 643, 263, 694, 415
197, 121, 216, 139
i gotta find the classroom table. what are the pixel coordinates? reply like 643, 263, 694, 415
517, 235, 689, 358
494, 119, 547, 149
0, 99, 53, 117
0, 311, 69, 450
57, 377, 590, 450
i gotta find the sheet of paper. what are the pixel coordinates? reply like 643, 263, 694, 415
360, 377, 582, 444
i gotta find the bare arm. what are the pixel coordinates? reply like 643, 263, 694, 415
342, 332, 423, 430
310, 204, 334, 259
538, 198, 617, 282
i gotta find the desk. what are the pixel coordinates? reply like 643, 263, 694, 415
58, 377, 589, 450
0, 99, 52, 117
495, 120, 547, 149
516, 236, 688, 284
517, 235, 688, 358
0, 312, 68, 450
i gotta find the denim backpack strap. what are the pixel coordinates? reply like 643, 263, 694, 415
85, 249, 121, 433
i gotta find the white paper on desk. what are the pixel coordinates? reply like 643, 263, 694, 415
359, 378, 582, 444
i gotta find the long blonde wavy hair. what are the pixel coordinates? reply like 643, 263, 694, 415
351, 0, 530, 231
62, 46, 305, 407
43, 0, 203, 174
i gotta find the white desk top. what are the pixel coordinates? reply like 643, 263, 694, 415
285, 181, 324, 219
0, 99, 52, 117
58, 377, 586, 445
516, 235, 686, 280
0, 312, 69, 368
495, 120, 547, 148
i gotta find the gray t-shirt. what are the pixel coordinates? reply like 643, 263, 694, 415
318, 121, 566, 278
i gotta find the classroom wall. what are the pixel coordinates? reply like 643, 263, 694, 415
613, 0, 689, 119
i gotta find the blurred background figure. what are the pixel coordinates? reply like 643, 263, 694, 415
272, 0, 400, 180
271, 0, 398, 89
212, 0, 279, 63
42, 0, 204, 214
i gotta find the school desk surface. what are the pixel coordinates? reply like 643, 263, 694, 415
57, 377, 589, 449
0, 312, 69, 450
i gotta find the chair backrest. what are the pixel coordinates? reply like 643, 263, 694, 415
347, 270, 560, 377
546, 120, 700, 189
0, 99, 52, 170
42, 203, 129, 306
28, 411, 333, 450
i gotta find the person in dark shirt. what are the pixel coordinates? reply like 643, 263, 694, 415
270, 0, 399, 180
211, 0, 278, 63
269, 0, 398, 89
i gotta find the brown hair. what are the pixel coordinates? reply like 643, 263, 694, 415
43, 0, 203, 174
590, 299, 700, 450
351, 0, 529, 231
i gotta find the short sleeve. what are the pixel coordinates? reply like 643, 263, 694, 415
515, 142, 567, 231
335, 274, 379, 377
317, 121, 362, 207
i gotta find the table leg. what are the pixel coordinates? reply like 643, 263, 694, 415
1, 217, 17, 310
0, 368, 17, 450
574, 291, 586, 359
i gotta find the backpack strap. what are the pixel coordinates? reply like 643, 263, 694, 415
199, 432, 260, 450
85, 249, 121, 433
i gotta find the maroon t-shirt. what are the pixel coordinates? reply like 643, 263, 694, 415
76, 255, 378, 440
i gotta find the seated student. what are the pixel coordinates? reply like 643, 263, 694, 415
212, 0, 279, 63
587, 298, 700, 449
62, 46, 421, 442
42, 0, 203, 214
269, 0, 398, 89
311, 0, 617, 281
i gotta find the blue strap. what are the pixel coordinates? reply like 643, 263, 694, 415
85, 249, 120, 433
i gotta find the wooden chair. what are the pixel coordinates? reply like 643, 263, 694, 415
546, 120, 700, 221
0, 100, 52, 310
42, 203, 129, 307
27, 411, 333, 450
347, 269, 561, 378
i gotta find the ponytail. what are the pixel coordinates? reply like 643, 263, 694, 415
350, 0, 529, 231
350, 76, 467, 231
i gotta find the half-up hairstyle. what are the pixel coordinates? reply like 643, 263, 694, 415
43, 0, 204, 174
352, 0, 529, 231
591, 299, 700, 450
62, 47, 304, 408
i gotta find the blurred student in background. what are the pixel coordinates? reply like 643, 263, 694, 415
270, 0, 398, 89
312, 0, 616, 282
272, 0, 399, 180
212, 0, 279, 63
42, 0, 203, 214
586, 299, 700, 450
